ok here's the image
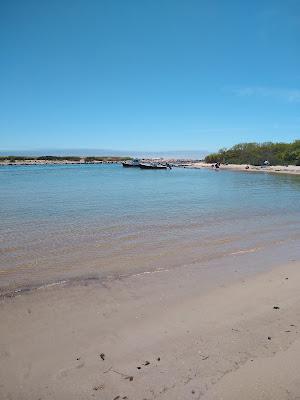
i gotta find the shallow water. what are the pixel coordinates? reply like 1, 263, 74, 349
1, 164, 300, 291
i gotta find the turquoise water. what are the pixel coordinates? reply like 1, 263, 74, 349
1, 164, 300, 290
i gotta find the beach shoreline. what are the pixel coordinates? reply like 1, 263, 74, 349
1, 162, 300, 399
0, 159, 124, 166
189, 162, 300, 175
2, 159, 300, 176
1, 257, 300, 399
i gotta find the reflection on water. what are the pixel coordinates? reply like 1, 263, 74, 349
0, 164, 300, 290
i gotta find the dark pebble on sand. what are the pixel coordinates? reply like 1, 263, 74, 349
157, 357, 160, 361
268, 336, 271, 340
273, 306, 280, 310
113, 396, 120, 400
100, 353, 105, 360
93, 385, 104, 391
144, 361, 150, 366
137, 366, 141, 369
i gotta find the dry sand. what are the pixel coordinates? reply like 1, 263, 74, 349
1, 259, 300, 400
192, 162, 300, 175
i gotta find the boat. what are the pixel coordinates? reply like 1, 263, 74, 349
122, 159, 141, 168
139, 162, 171, 170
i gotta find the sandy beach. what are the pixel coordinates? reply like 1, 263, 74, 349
1, 163, 300, 400
1, 258, 300, 400
2, 0, 300, 398
191, 162, 300, 175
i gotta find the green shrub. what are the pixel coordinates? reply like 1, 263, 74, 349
205, 140, 300, 166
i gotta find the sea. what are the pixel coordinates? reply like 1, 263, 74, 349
1, 164, 300, 293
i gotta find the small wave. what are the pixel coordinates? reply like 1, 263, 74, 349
131, 268, 170, 278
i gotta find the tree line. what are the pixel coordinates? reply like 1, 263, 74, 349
204, 140, 300, 166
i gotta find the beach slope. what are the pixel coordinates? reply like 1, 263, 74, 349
1, 261, 300, 399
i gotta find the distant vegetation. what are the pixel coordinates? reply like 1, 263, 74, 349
205, 140, 300, 166
84, 156, 131, 162
0, 156, 131, 162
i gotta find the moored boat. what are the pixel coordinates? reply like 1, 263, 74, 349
139, 162, 171, 170
122, 159, 141, 167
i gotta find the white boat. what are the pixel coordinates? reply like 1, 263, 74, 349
122, 159, 141, 168
139, 162, 171, 170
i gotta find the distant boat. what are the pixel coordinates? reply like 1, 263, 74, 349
122, 159, 141, 168
139, 162, 171, 170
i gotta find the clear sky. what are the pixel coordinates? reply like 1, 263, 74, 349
1, 0, 300, 152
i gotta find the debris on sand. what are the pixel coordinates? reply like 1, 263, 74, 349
100, 353, 105, 361
93, 384, 104, 391
105, 368, 133, 383
143, 361, 150, 366
273, 306, 280, 310
125, 376, 134, 382
113, 396, 120, 400
157, 357, 161, 361
200, 355, 209, 360
267, 336, 272, 340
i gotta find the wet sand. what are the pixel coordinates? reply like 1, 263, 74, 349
1, 259, 300, 399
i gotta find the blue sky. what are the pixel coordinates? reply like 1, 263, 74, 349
1, 0, 300, 152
